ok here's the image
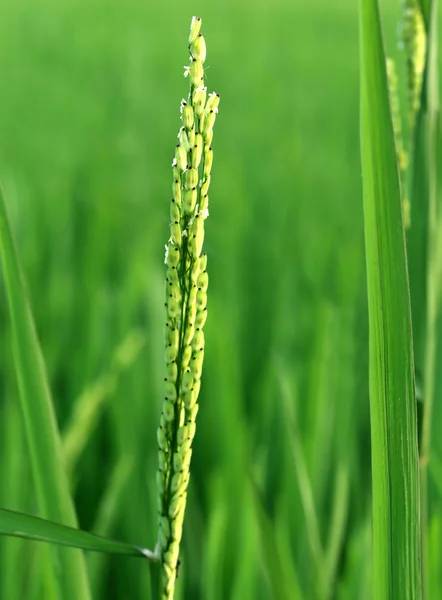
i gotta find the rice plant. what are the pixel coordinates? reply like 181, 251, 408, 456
0, 2, 439, 599
154, 15, 219, 599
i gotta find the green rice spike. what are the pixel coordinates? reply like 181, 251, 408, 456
156, 16, 219, 600
401, 1, 427, 129
386, 57, 410, 228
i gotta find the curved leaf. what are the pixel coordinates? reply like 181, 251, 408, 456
0, 508, 156, 559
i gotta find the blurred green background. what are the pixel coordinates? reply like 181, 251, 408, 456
0, 0, 441, 598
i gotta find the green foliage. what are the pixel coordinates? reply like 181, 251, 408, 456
359, 0, 421, 596
406, 0, 441, 596
0, 508, 152, 559
0, 0, 440, 599
0, 185, 92, 600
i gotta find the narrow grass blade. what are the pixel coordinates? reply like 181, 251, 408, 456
277, 371, 324, 587
1, 403, 28, 600
338, 521, 372, 600
62, 330, 145, 476
413, 0, 442, 597
250, 481, 302, 600
324, 464, 350, 599
359, 0, 422, 598
0, 508, 154, 559
87, 454, 136, 592
0, 185, 91, 599
201, 484, 229, 600
406, 1, 439, 595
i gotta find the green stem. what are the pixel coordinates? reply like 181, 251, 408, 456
149, 559, 162, 600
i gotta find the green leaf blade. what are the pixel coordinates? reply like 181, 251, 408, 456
0, 186, 92, 599
359, 0, 422, 598
0, 508, 154, 559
